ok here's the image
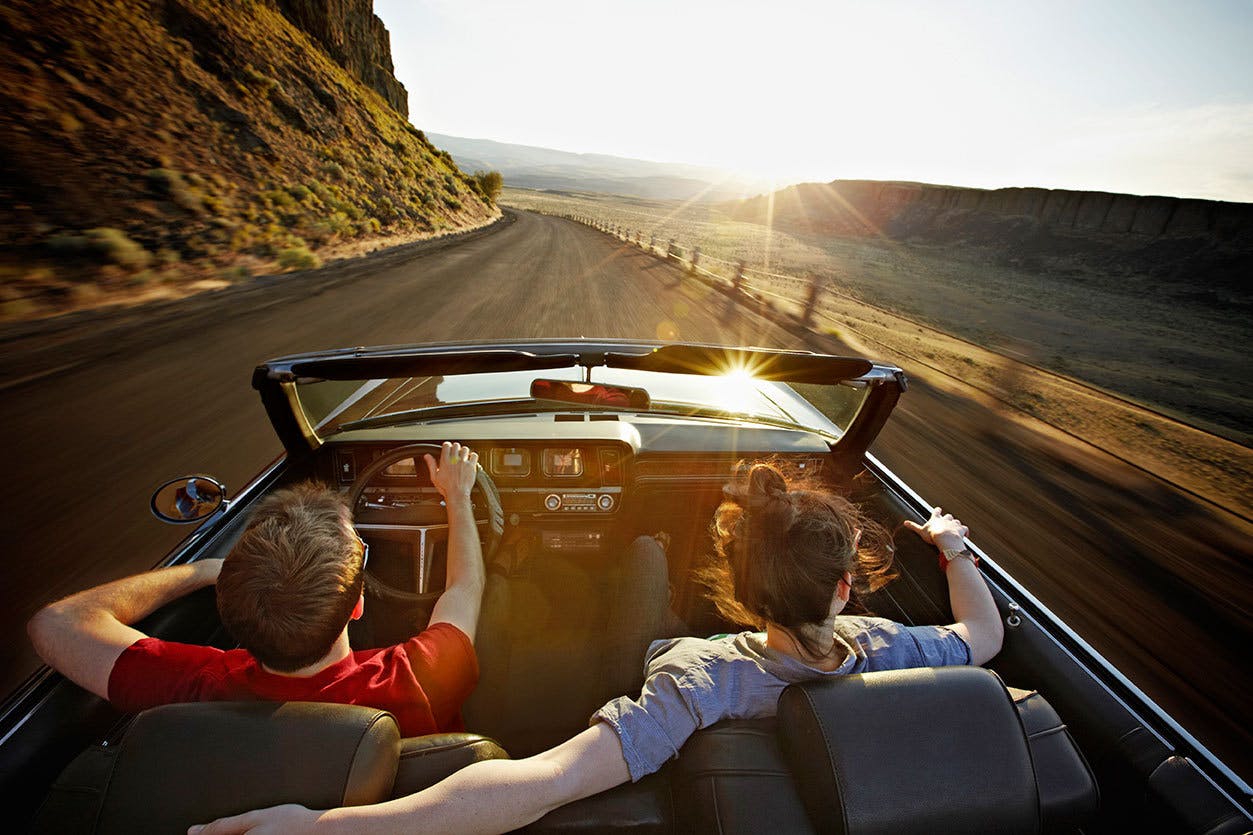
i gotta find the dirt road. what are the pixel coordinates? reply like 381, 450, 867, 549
1, 209, 1248, 776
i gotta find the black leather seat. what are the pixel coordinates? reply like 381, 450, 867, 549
392, 732, 510, 796
33, 701, 510, 834
673, 667, 1097, 834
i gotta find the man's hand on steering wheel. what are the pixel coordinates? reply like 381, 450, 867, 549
423, 442, 479, 505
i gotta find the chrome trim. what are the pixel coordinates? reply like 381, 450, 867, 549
356, 521, 490, 595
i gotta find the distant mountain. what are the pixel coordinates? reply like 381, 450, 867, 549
428, 134, 774, 202
725, 179, 1253, 288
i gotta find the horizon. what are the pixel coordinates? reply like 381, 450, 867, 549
429, 130, 1253, 204
377, 0, 1253, 203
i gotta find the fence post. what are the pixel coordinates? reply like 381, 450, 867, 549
802, 274, 822, 328
649, 235, 656, 252
733, 260, 745, 294
668, 239, 677, 261
690, 247, 701, 274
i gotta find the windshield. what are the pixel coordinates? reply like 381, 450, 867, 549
296, 365, 869, 438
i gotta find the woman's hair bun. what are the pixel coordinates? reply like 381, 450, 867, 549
722, 462, 793, 522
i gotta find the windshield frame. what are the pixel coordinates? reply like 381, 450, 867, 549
254, 341, 900, 457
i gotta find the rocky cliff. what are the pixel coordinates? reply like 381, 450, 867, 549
276, 0, 408, 117
0, 0, 495, 319
727, 181, 1253, 287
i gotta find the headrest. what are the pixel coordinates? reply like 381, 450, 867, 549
97, 702, 400, 834
777, 666, 1039, 835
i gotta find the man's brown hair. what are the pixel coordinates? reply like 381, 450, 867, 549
216, 482, 364, 672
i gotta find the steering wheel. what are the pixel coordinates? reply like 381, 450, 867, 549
346, 443, 503, 607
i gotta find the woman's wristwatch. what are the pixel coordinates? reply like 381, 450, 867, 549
938, 547, 980, 572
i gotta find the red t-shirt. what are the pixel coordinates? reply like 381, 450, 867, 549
108, 622, 478, 737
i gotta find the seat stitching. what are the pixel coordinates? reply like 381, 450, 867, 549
398, 739, 479, 760
1024, 724, 1067, 742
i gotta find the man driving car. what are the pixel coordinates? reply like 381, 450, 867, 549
27, 442, 484, 737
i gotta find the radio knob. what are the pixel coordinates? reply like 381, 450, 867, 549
544, 494, 562, 511
597, 494, 614, 511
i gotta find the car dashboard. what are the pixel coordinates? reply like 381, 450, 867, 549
321, 411, 835, 561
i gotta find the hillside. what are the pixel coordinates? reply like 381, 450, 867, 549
0, 0, 498, 320
429, 133, 772, 203
726, 180, 1253, 291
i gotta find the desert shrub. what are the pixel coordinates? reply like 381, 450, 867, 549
363, 161, 385, 179
405, 125, 426, 143
304, 211, 354, 244
68, 283, 104, 306
472, 170, 503, 203
444, 197, 462, 210
46, 233, 89, 256
144, 168, 203, 213
288, 183, 313, 202
277, 246, 320, 271
126, 269, 159, 286
219, 265, 252, 282
260, 188, 296, 209
242, 64, 278, 92
201, 194, 227, 215
84, 228, 153, 271
320, 160, 345, 180
1, 297, 39, 319
374, 196, 398, 221
319, 145, 345, 163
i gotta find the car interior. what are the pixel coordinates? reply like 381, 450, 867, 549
13, 343, 1251, 833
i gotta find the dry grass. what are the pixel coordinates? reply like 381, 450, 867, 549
505, 188, 1252, 522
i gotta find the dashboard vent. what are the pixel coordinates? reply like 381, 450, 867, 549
553, 414, 586, 422
589, 414, 620, 421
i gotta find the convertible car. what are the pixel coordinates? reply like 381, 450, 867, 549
2, 339, 1249, 833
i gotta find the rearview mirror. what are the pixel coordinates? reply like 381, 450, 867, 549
150, 476, 227, 524
531, 379, 650, 409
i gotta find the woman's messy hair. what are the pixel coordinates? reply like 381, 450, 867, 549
697, 461, 896, 656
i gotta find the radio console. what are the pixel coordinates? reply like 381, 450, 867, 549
543, 492, 616, 512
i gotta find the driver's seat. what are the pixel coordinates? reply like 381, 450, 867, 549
33, 701, 508, 834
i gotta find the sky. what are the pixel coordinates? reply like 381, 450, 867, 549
374, 0, 1253, 202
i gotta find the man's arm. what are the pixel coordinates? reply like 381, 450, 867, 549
423, 442, 486, 642
191, 722, 631, 835
27, 558, 222, 699
903, 507, 1004, 665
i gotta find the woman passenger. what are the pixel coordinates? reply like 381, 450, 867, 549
192, 462, 1004, 835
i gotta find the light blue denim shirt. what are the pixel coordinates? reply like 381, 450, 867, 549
592, 616, 970, 781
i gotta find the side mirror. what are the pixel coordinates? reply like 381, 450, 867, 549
150, 476, 227, 524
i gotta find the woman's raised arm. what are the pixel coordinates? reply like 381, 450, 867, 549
904, 506, 1004, 664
